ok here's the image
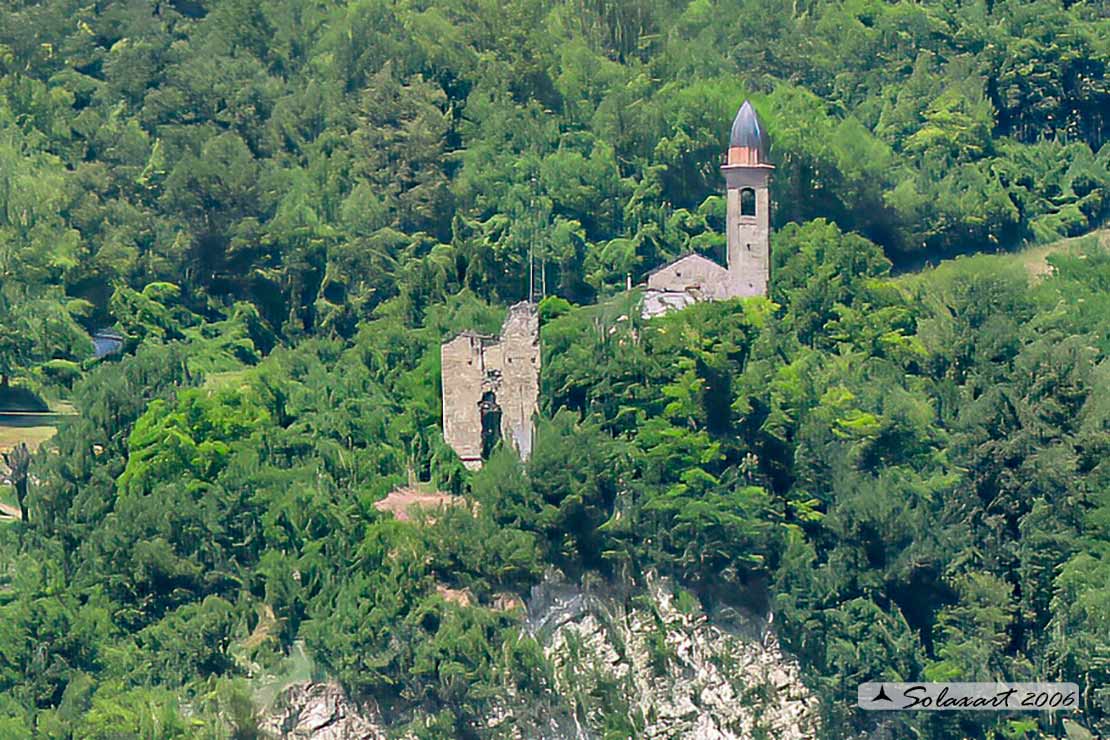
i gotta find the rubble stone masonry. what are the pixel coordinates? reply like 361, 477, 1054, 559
441, 302, 540, 470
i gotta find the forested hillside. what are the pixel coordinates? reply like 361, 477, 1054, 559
4, 0, 1110, 352
1, 0, 1109, 738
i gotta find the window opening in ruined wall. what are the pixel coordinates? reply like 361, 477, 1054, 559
479, 391, 502, 460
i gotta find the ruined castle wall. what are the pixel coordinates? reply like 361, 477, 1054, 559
441, 333, 489, 470
440, 302, 540, 469
496, 302, 540, 461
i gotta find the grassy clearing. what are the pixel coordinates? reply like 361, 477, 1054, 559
0, 484, 19, 521
51, 400, 77, 415
203, 369, 249, 390
0, 484, 18, 521
0, 423, 59, 454
1016, 227, 1110, 280
895, 228, 1109, 290
0, 397, 79, 455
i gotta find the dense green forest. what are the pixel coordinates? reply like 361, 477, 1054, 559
1, 0, 1109, 737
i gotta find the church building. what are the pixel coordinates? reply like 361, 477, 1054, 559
642, 100, 774, 317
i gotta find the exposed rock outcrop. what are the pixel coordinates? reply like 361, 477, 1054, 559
520, 573, 818, 740
259, 682, 386, 740
257, 575, 817, 739
373, 486, 464, 522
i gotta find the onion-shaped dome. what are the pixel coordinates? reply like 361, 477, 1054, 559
727, 100, 770, 165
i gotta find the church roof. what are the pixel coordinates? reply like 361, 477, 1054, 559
644, 251, 727, 279
729, 100, 769, 163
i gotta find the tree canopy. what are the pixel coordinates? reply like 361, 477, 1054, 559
1, 0, 1108, 738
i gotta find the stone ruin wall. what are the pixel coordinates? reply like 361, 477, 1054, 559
496, 302, 541, 461
440, 332, 490, 469
441, 302, 540, 470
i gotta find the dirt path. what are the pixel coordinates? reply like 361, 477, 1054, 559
0, 501, 21, 520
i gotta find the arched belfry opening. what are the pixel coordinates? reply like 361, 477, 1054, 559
479, 391, 502, 460
740, 187, 756, 216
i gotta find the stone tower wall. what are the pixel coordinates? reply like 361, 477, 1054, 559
724, 165, 772, 298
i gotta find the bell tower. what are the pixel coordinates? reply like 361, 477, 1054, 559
723, 100, 773, 297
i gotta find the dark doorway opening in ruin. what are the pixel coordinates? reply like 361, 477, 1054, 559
479, 391, 502, 460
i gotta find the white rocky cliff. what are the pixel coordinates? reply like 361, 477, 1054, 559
258, 574, 817, 739
513, 573, 818, 740
259, 682, 386, 740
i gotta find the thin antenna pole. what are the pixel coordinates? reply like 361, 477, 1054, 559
529, 174, 537, 303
